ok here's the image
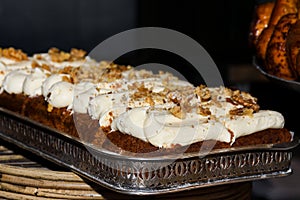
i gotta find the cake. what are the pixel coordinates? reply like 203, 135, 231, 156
0, 47, 292, 155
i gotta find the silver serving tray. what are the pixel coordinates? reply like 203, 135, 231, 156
0, 107, 298, 195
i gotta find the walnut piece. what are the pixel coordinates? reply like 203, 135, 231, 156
197, 105, 211, 116
169, 106, 185, 119
47, 104, 53, 112
58, 66, 80, 84
101, 63, 131, 82
131, 84, 150, 99
229, 108, 254, 116
0, 47, 28, 61
62, 76, 72, 83
232, 90, 260, 112
70, 48, 86, 60
195, 85, 211, 102
31, 61, 51, 71
145, 96, 155, 106
48, 47, 86, 62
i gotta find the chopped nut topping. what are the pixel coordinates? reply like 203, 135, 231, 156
58, 66, 80, 84
169, 96, 180, 105
194, 86, 261, 118
49, 48, 70, 62
70, 48, 86, 60
129, 83, 166, 106
41, 64, 51, 72
145, 96, 155, 106
101, 63, 131, 82
225, 97, 238, 105
197, 105, 211, 116
35, 54, 43, 60
47, 104, 53, 112
0, 47, 28, 61
62, 76, 72, 83
229, 108, 254, 116
31, 61, 51, 71
31, 61, 39, 68
195, 85, 211, 102
166, 91, 183, 105
58, 66, 73, 74
131, 84, 150, 99
169, 106, 185, 119
223, 87, 233, 97
231, 90, 260, 112
48, 47, 86, 62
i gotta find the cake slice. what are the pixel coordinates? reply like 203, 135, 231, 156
0, 47, 292, 155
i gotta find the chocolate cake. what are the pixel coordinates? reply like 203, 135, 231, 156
0, 47, 292, 155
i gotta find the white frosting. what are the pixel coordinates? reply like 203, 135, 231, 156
87, 77, 178, 120
121, 69, 153, 80
145, 115, 231, 148
111, 107, 149, 141
34, 54, 96, 69
73, 82, 97, 113
0, 59, 33, 93
3, 69, 31, 94
47, 81, 74, 108
146, 110, 284, 147
0, 63, 7, 90
5, 60, 33, 71
111, 107, 229, 148
95, 78, 162, 93
42, 74, 68, 98
88, 92, 130, 120
0, 57, 17, 65
224, 110, 284, 139
107, 86, 285, 148
95, 80, 127, 92
111, 106, 284, 148
99, 106, 127, 129
23, 68, 49, 97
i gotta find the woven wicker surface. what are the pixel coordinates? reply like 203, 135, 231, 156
0, 145, 104, 200
0, 142, 252, 200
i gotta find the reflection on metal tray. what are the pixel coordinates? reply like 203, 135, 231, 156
253, 57, 300, 92
0, 108, 299, 195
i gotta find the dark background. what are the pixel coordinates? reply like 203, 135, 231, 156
0, 0, 258, 89
0, 1, 299, 199
0, 0, 255, 65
